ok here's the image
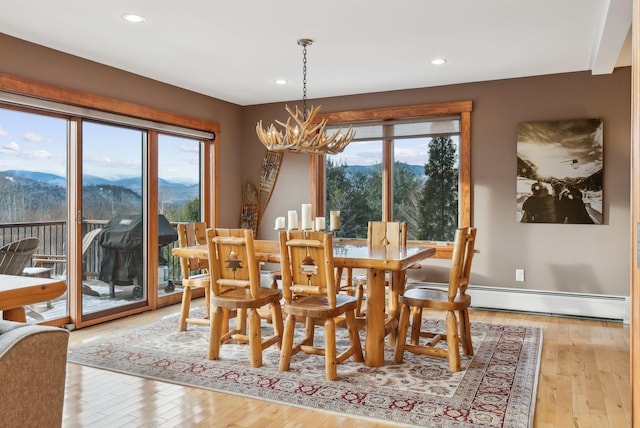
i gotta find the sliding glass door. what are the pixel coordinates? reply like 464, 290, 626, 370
80, 121, 147, 318
157, 133, 203, 300
0, 107, 69, 322
0, 82, 216, 328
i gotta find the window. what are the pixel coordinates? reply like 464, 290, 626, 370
312, 101, 471, 251
0, 73, 219, 326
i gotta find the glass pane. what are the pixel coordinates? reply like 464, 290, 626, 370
325, 140, 382, 238
157, 133, 202, 297
0, 107, 69, 323
82, 121, 145, 315
395, 136, 460, 241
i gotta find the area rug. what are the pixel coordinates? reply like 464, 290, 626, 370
68, 311, 542, 427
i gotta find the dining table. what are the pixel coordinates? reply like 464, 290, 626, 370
172, 238, 435, 367
0, 274, 67, 322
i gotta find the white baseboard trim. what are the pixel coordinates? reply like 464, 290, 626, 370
407, 282, 630, 324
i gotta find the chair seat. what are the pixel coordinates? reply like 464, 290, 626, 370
284, 294, 358, 319
399, 287, 471, 311
213, 287, 282, 309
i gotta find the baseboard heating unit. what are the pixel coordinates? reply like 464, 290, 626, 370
407, 282, 630, 323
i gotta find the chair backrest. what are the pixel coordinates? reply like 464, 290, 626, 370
447, 227, 477, 301
279, 230, 337, 307
177, 223, 209, 277
0, 237, 41, 275
81, 228, 103, 255
206, 228, 260, 298
368, 221, 407, 249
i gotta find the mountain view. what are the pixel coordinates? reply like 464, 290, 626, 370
0, 170, 199, 223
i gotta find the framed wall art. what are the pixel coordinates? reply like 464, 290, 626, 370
516, 118, 603, 224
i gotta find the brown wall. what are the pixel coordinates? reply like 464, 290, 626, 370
0, 34, 244, 228
2, 33, 631, 296
244, 69, 632, 296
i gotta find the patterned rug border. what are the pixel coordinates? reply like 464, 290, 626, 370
68, 313, 542, 427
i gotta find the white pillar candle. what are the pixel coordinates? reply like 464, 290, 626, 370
301, 204, 312, 230
287, 210, 298, 230
274, 216, 285, 230
315, 217, 325, 231
329, 210, 340, 231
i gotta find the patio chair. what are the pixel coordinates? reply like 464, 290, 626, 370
394, 227, 477, 372
0, 237, 40, 276
31, 228, 103, 296
278, 230, 363, 380
206, 228, 283, 367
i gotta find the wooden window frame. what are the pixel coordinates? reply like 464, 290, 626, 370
310, 101, 472, 258
0, 72, 220, 325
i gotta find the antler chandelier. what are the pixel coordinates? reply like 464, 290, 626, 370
256, 39, 355, 155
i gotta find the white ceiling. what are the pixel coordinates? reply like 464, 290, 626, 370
0, 0, 632, 106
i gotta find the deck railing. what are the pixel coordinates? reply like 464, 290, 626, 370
0, 220, 183, 283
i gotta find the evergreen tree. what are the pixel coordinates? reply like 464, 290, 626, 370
418, 136, 458, 241
393, 162, 424, 238
325, 159, 374, 238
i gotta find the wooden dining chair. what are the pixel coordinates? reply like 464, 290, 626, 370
340, 221, 415, 317
394, 227, 477, 372
278, 230, 363, 380
176, 222, 211, 331
206, 228, 283, 367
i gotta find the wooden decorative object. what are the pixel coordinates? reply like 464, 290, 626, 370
240, 181, 259, 235
258, 150, 283, 227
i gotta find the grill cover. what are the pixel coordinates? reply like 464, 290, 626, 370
98, 214, 177, 249
98, 214, 177, 284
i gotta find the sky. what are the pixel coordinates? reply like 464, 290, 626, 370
516, 119, 603, 179
1, 106, 457, 183
327, 137, 454, 166
0, 108, 201, 184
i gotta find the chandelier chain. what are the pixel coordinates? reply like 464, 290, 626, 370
302, 42, 308, 121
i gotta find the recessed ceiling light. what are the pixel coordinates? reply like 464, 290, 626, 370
430, 58, 447, 65
122, 13, 146, 23
274, 79, 288, 85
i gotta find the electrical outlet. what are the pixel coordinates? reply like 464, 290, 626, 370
515, 269, 525, 282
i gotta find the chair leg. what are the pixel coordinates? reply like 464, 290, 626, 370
302, 316, 315, 347
208, 307, 225, 360
355, 283, 364, 317
236, 308, 247, 335
345, 310, 364, 362
324, 317, 337, 381
271, 301, 284, 348
279, 314, 296, 372
394, 304, 410, 363
410, 306, 422, 345
458, 309, 474, 356
178, 286, 192, 331
248, 308, 262, 367
446, 310, 461, 371
204, 286, 211, 319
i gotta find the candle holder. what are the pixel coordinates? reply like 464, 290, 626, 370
329, 210, 341, 234
314, 216, 326, 232
301, 204, 313, 230
274, 216, 286, 231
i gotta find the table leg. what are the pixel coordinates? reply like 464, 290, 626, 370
365, 268, 386, 367
3, 307, 27, 322
387, 269, 406, 346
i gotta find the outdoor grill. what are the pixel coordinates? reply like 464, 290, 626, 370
98, 214, 178, 299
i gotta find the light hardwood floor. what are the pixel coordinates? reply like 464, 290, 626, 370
63, 300, 631, 428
